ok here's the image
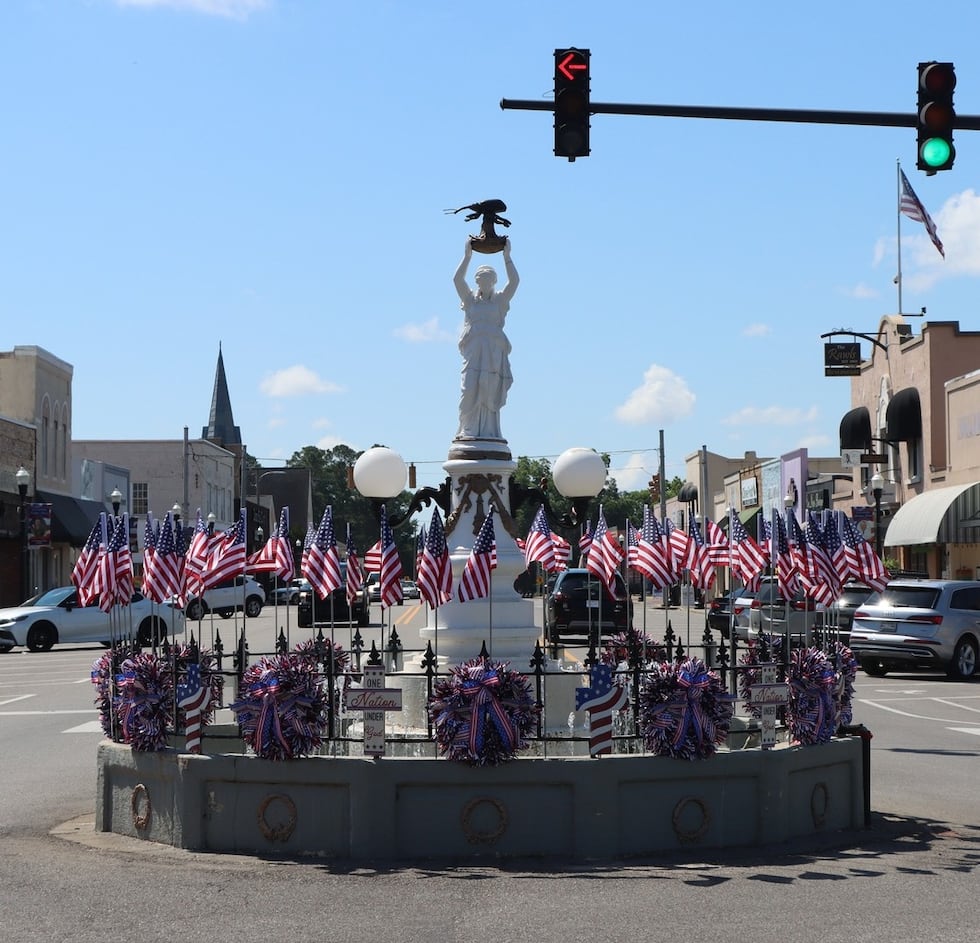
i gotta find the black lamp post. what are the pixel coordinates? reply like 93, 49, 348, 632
16, 466, 30, 603
110, 487, 123, 517
871, 472, 884, 559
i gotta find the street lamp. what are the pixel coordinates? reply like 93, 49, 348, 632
207, 511, 216, 536
16, 467, 30, 602
110, 487, 123, 516
871, 471, 884, 558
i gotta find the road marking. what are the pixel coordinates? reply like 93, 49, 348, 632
0, 694, 35, 707
394, 604, 422, 627
948, 727, 980, 736
933, 697, 980, 714
63, 720, 105, 734
0, 709, 93, 716
858, 698, 966, 723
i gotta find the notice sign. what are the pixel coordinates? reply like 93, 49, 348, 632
343, 664, 402, 757
750, 663, 789, 749
824, 342, 862, 377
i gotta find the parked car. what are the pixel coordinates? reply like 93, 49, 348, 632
269, 578, 310, 606
706, 589, 751, 638
0, 586, 184, 652
184, 575, 266, 621
400, 579, 421, 600
297, 562, 370, 628
746, 580, 818, 644
816, 582, 873, 644
544, 568, 632, 644
366, 571, 381, 602
850, 579, 980, 679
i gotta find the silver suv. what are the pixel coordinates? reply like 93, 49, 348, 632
185, 575, 266, 621
850, 579, 980, 680
746, 580, 818, 644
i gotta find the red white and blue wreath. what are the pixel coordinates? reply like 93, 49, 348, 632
111, 651, 174, 752
230, 651, 329, 760
428, 655, 540, 766
828, 641, 859, 728
786, 647, 839, 745
91, 644, 141, 740
173, 645, 223, 753
638, 657, 733, 760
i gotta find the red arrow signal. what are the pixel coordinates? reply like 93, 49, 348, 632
558, 52, 587, 81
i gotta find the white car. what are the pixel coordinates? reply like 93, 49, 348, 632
184, 575, 266, 621
0, 586, 185, 652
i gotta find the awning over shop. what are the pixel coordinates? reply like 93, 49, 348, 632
839, 406, 872, 451
718, 508, 761, 534
37, 490, 106, 547
886, 387, 922, 442
884, 481, 980, 547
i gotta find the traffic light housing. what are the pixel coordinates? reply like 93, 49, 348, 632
917, 61, 956, 174
554, 48, 590, 160
648, 475, 661, 505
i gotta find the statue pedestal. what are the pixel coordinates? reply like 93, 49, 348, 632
398, 438, 589, 736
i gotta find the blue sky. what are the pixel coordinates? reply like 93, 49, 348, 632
4, 0, 979, 498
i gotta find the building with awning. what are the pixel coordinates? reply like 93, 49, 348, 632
834, 316, 980, 577
36, 490, 107, 546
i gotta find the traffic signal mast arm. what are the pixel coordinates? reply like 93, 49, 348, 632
502, 97, 980, 131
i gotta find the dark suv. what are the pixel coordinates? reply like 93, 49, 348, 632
545, 568, 632, 644
297, 562, 370, 629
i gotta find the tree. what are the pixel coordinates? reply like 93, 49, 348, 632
286, 445, 417, 564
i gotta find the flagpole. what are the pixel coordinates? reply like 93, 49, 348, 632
896, 158, 904, 316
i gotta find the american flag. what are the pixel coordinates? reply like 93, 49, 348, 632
575, 663, 628, 756
414, 525, 426, 579
141, 514, 158, 602
900, 168, 944, 258
665, 517, 691, 575
248, 508, 294, 583
729, 508, 769, 587
176, 661, 211, 755
98, 514, 133, 611
821, 511, 852, 584
146, 512, 184, 604
803, 511, 840, 604
72, 516, 105, 607
458, 508, 496, 602
704, 517, 729, 567
416, 507, 453, 608
304, 507, 343, 599
345, 525, 365, 609
184, 511, 212, 598
772, 510, 800, 600
552, 532, 571, 571
524, 505, 557, 573
635, 505, 673, 590
203, 509, 247, 589
585, 509, 624, 598
685, 514, 715, 590
363, 539, 382, 574
578, 520, 593, 557
840, 514, 890, 592
625, 519, 640, 570
300, 522, 315, 575
378, 504, 404, 607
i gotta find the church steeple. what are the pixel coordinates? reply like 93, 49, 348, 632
202, 343, 242, 447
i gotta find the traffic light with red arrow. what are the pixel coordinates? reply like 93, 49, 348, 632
554, 48, 590, 160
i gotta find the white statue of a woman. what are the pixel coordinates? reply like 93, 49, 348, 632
453, 237, 519, 440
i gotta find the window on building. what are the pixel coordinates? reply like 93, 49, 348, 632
41, 400, 50, 477
132, 482, 148, 517
907, 438, 922, 482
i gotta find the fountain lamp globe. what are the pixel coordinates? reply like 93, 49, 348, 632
553, 448, 605, 499
353, 447, 408, 499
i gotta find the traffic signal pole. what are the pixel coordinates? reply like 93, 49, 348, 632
502, 97, 980, 131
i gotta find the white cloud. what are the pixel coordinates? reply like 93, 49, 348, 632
742, 323, 771, 337
394, 318, 454, 343
840, 283, 878, 300
266, 417, 286, 429
608, 452, 652, 491
259, 366, 344, 398
316, 434, 354, 451
722, 405, 819, 426
614, 364, 695, 425
114, 0, 269, 18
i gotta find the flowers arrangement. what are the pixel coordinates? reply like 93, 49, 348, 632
428, 655, 540, 766
91, 644, 223, 752
785, 647, 839, 745
230, 650, 329, 760
638, 657, 733, 760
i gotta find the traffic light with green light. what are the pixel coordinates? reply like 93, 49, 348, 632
917, 61, 956, 174
554, 48, 590, 160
